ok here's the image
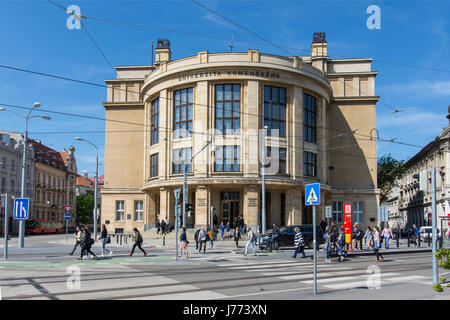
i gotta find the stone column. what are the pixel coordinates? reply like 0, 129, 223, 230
159, 89, 169, 179
286, 188, 302, 225
243, 185, 259, 232
319, 97, 328, 184
146, 192, 157, 227
159, 187, 174, 223
292, 86, 303, 178
195, 185, 209, 227
193, 81, 209, 177
244, 80, 260, 176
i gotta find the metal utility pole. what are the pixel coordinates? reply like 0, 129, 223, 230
261, 126, 267, 234
2, 194, 8, 259
313, 205, 317, 295
75, 137, 99, 240
431, 168, 438, 284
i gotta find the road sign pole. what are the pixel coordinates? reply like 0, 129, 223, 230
65, 220, 68, 243
431, 168, 438, 284
313, 205, 317, 295
3, 194, 8, 260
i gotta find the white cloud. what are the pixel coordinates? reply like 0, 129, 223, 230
379, 80, 450, 96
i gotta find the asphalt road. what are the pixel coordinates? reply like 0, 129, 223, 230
0, 241, 449, 300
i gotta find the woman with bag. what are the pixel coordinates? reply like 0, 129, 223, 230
97, 224, 113, 257
373, 226, 384, 262
179, 227, 189, 258
233, 226, 241, 248
208, 227, 214, 249
128, 227, 147, 257
292, 227, 306, 258
363, 226, 374, 250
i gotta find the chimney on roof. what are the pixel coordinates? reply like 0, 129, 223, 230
154, 38, 171, 65
311, 32, 328, 73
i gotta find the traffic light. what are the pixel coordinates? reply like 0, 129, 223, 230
185, 202, 194, 217
413, 171, 428, 191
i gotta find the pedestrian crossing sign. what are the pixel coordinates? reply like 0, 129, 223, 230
305, 183, 320, 205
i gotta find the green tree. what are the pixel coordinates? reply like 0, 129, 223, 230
76, 194, 94, 225
377, 154, 406, 202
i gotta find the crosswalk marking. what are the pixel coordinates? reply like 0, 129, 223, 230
302, 272, 400, 284
323, 275, 428, 290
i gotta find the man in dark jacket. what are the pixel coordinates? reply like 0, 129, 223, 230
161, 219, 166, 235
194, 228, 200, 250
156, 220, 161, 234
79, 227, 96, 260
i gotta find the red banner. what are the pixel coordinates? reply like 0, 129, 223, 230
343, 203, 353, 244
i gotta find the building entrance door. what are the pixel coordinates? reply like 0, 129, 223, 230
220, 192, 240, 226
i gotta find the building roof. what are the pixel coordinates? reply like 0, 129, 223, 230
88, 175, 104, 186
76, 174, 94, 188
30, 139, 66, 170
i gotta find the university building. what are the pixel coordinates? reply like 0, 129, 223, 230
101, 33, 379, 233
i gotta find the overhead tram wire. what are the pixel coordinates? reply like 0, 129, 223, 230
0, 64, 421, 148
47, 0, 450, 74
48, 0, 117, 76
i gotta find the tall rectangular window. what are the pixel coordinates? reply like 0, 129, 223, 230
173, 148, 192, 174
266, 147, 287, 174
173, 87, 193, 139
150, 153, 159, 177
215, 84, 240, 135
11, 160, 15, 172
304, 151, 317, 177
214, 145, 240, 172
353, 201, 364, 224
332, 201, 343, 223
264, 86, 286, 137
1, 157, 5, 169
115, 200, 124, 221
151, 98, 159, 145
304, 93, 317, 143
134, 200, 143, 221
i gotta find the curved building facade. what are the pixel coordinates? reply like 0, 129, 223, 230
101, 34, 380, 233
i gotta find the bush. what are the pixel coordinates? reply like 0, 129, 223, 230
435, 249, 450, 269
433, 283, 444, 292
439, 277, 446, 283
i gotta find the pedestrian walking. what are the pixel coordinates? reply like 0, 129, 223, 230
355, 224, 364, 250
97, 224, 113, 257
198, 226, 207, 253
79, 227, 96, 260
233, 226, 241, 248
244, 227, 257, 256
161, 219, 166, 235
271, 223, 280, 247
382, 225, 394, 249
292, 227, 306, 258
373, 226, 384, 262
363, 226, 374, 250
128, 227, 147, 257
208, 227, 214, 249
225, 222, 231, 238
69, 226, 83, 256
323, 226, 331, 263
219, 222, 225, 240
337, 226, 346, 262
320, 220, 327, 233
413, 224, 419, 248
156, 220, 161, 234
194, 227, 200, 250
239, 216, 245, 234
179, 227, 189, 258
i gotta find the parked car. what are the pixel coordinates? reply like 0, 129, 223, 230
419, 226, 441, 239
260, 225, 324, 249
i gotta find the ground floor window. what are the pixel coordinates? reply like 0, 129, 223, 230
332, 201, 343, 223
134, 200, 143, 221
353, 201, 364, 224
115, 200, 124, 221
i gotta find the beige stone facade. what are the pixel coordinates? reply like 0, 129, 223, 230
101, 34, 379, 233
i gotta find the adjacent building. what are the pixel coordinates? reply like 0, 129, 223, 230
385, 109, 450, 230
31, 140, 78, 229
0, 132, 35, 235
101, 33, 380, 233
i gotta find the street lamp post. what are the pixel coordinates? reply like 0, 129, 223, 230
75, 137, 99, 240
261, 126, 268, 234
0, 103, 51, 248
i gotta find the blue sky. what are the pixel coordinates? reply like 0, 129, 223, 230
0, 0, 449, 176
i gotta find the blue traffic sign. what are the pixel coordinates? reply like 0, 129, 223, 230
14, 198, 29, 219
305, 183, 320, 206
64, 213, 72, 220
